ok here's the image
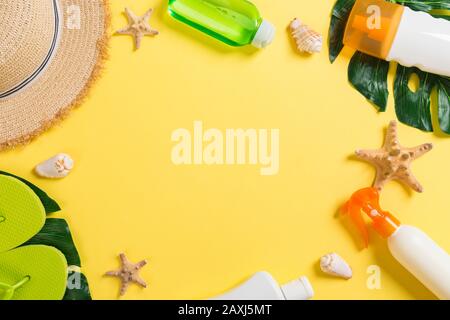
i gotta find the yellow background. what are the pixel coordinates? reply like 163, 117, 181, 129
1, 0, 449, 300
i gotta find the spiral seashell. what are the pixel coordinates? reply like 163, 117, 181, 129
35, 153, 74, 179
290, 18, 323, 54
320, 253, 352, 279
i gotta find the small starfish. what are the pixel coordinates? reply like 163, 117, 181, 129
105, 253, 148, 296
355, 120, 433, 193
116, 7, 159, 50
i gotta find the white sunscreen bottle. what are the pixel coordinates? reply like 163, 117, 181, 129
210, 271, 314, 300
388, 225, 450, 300
343, 188, 450, 300
343, 0, 450, 77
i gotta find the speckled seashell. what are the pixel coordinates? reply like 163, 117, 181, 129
35, 153, 74, 179
290, 18, 323, 54
320, 253, 352, 279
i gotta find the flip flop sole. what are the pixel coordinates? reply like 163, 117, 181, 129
0, 245, 67, 300
0, 175, 46, 252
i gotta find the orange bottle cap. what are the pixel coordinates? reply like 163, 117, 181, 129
341, 188, 401, 248
343, 0, 405, 59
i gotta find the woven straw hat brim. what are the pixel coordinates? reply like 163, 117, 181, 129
0, 0, 110, 150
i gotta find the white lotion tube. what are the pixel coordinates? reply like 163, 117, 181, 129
388, 225, 450, 300
210, 271, 314, 300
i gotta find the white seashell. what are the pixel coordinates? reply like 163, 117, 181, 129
35, 153, 74, 179
289, 18, 323, 54
320, 253, 352, 279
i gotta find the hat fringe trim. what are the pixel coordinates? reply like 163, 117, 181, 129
0, 0, 112, 151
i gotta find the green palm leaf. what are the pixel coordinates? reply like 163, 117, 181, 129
393, 0, 450, 11
394, 66, 434, 131
437, 76, 450, 133
348, 52, 389, 111
329, 0, 355, 62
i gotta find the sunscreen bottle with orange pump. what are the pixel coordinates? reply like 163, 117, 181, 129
343, 0, 450, 77
342, 188, 450, 300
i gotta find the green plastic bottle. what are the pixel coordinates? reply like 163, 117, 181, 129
168, 0, 275, 48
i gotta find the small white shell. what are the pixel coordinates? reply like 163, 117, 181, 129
290, 18, 323, 54
320, 253, 352, 279
35, 153, 74, 179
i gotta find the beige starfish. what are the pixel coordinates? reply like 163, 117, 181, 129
105, 253, 148, 296
116, 7, 159, 50
355, 120, 433, 193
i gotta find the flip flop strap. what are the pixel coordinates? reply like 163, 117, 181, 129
0, 276, 30, 300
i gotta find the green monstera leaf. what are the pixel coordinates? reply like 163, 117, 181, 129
348, 52, 390, 111
329, 0, 356, 63
394, 66, 435, 131
0, 172, 91, 300
329, 0, 450, 133
437, 76, 450, 132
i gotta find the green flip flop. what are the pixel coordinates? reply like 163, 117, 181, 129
0, 245, 67, 300
0, 175, 68, 300
0, 175, 46, 252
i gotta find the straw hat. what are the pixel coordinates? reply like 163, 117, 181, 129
0, 0, 109, 150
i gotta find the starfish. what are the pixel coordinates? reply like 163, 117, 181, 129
355, 120, 433, 193
105, 253, 148, 296
116, 7, 159, 50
